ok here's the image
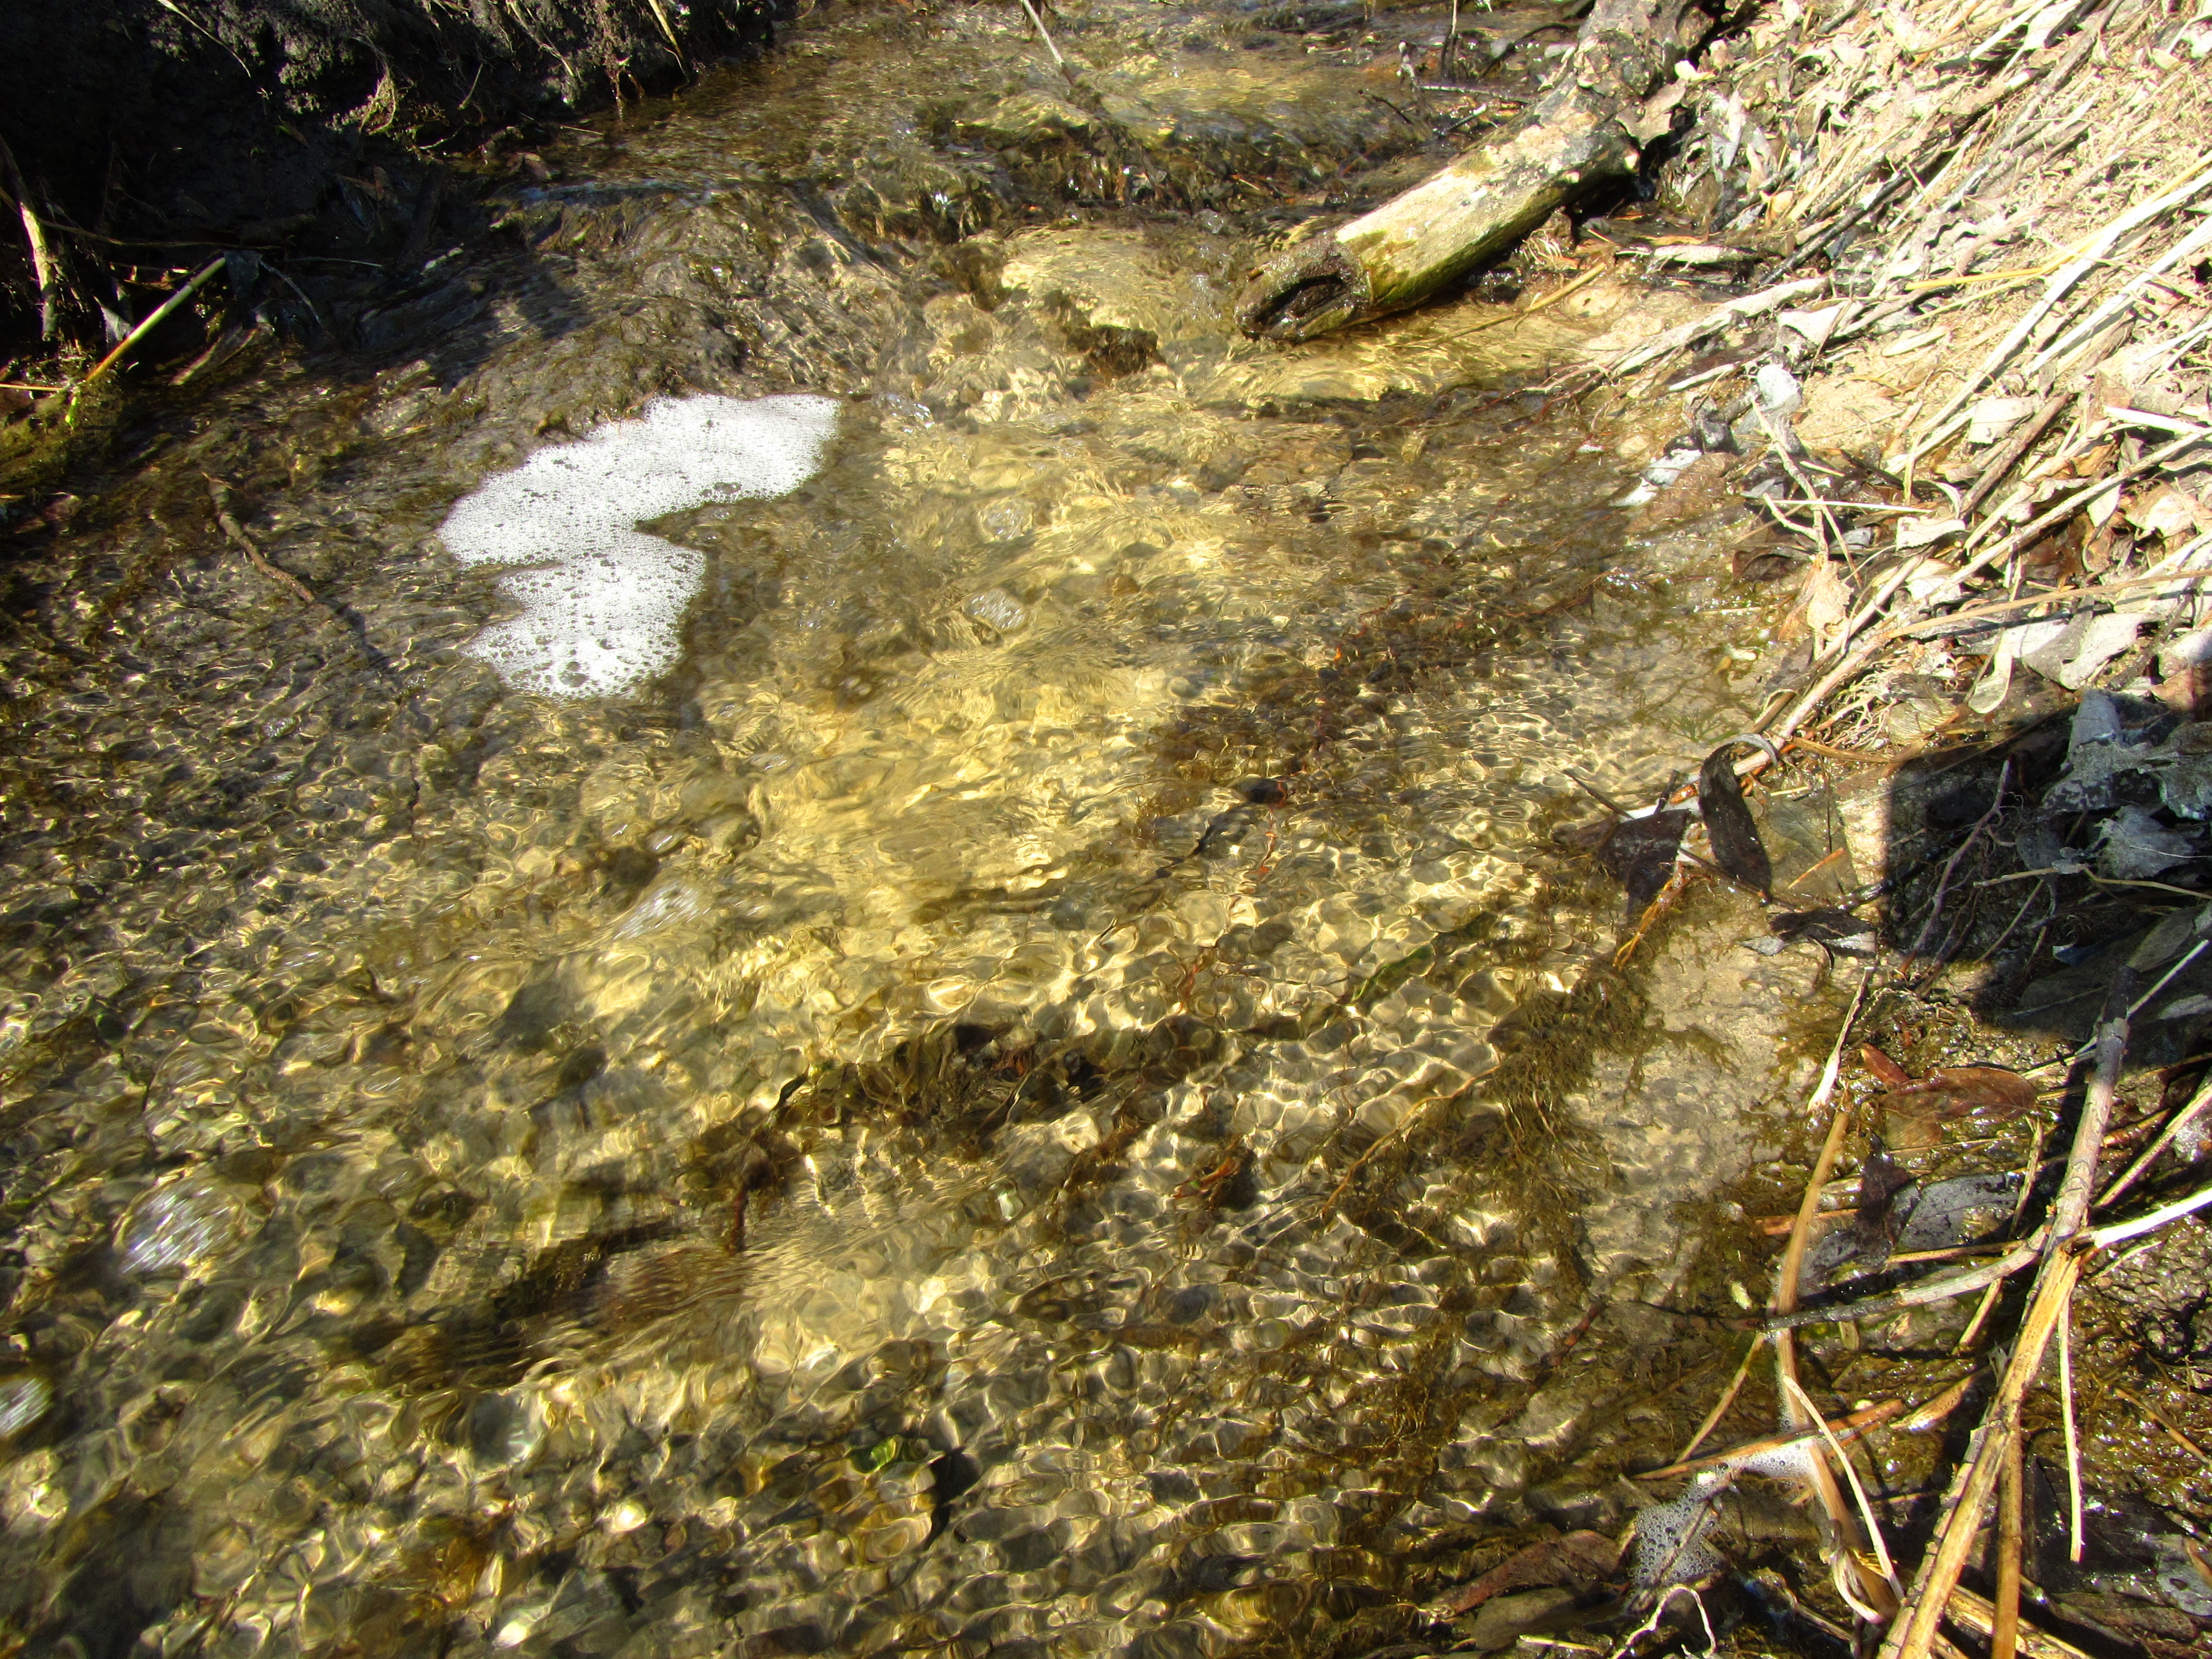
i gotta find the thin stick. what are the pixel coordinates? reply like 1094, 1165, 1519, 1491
1771, 968, 1894, 1621
1905, 760, 2011, 965
1955, 1279, 2005, 1354
208, 480, 316, 605
1881, 990, 2130, 1659
2089, 1176, 2212, 1248
2096, 1071, 2212, 1209
2058, 1300, 2082, 1563
1764, 1235, 2044, 1332
1945, 1584, 2096, 1659
1014, 0, 1070, 71
1640, 1397, 1905, 1481
2109, 1382, 2212, 1464
1674, 1333, 1766, 1464
1906, 151, 2212, 461
1767, 453, 2210, 743
80, 257, 227, 391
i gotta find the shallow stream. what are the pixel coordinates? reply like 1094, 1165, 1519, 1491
0, 6, 1849, 1655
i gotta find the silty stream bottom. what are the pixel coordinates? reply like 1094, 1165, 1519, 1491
0, 4, 1846, 1655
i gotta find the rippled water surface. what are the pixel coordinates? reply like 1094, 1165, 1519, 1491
0, 6, 1845, 1655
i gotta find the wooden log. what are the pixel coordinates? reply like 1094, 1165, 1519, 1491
1235, 0, 1705, 340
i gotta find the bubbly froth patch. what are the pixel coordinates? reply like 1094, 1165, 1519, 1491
442, 394, 840, 696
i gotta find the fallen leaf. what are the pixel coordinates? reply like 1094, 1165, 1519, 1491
1860, 1045, 1911, 1090
1699, 741, 1773, 897
1599, 810, 1692, 911
1876, 1065, 2038, 1120
1432, 1530, 1622, 1617
1802, 558, 1851, 652
2127, 484, 2207, 542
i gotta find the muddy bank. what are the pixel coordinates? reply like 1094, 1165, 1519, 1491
0, 0, 784, 357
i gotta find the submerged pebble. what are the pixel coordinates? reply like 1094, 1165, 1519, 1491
0, 1373, 52, 1438
966, 587, 1031, 634
117, 1180, 244, 1275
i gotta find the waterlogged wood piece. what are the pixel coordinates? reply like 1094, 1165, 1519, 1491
1236, 0, 1703, 338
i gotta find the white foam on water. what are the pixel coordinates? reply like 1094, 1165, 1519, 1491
441, 394, 841, 697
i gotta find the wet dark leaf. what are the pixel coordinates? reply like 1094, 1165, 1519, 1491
1848, 1149, 1915, 1262
1698, 742, 1772, 897
1770, 907, 1876, 953
1598, 809, 1692, 910
1433, 1529, 1622, 1617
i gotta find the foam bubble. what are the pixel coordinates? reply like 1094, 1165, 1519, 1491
442, 394, 841, 697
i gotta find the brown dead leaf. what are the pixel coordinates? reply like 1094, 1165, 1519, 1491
1860, 1045, 1911, 1090
1433, 1530, 1622, 1618
1803, 558, 1852, 652
2129, 484, 2209, 543
1874, 1065, 2037, 1121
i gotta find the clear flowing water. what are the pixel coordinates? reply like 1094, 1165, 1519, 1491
0, 6, 1846, 1656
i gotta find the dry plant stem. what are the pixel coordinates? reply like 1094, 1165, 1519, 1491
2089, 1175, 2212, 1248
1905, 760, 2010, 966
1768, 450, 2208, 745
1, 140, 61, 341
2058, 1303, 2082, 1563
1994, 1431, 2024, 1659
1641, 1397, 1905, 1481
1014, 0, 1070, 71
1783, 1375, 1904, 1599
1770, 969, 1894, 1618
1907, 152, 2212, 461
1945, 1584, 2095, 1659
208, 483, 317, 606
81, 258, 228, 392
2096, 1071, 2212, 1208
1960, 390, 2073, 520
2109, 1381, 2212, 1464
1882, 997, 2130, 1659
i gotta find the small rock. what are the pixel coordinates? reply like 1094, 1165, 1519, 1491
1753, 363, 1802, 418
966, 587, 1030, 634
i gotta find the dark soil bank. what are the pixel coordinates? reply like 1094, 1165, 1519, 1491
0, 0, 785, 353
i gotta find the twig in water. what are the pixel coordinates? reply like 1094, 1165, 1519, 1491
1643, 1396, 1904, 1481
1783, 1375, 1904, 1603
2108, 1382, 2211, 1465
1763, 1235, 2044, 1333
1609, 1583, 1718, 1659
1880, 977, 2132, 1659
1015, 0, 1073, 75
1673, 1332, 1766, 1464
2089, 1175, 2212, 1249
1768, 967, 1896, 1622
207, 479, 316, 605
1994, 1430, 2025, 1659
